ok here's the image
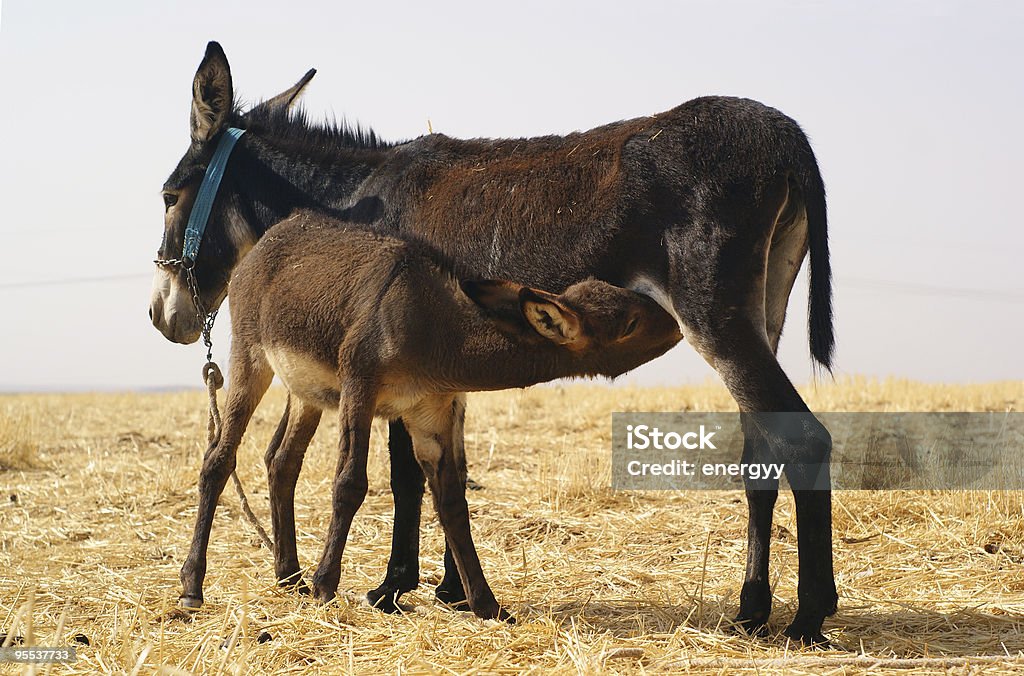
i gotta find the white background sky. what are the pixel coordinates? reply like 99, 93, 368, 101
0, 0, 1021, 391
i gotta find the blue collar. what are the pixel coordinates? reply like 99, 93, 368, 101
181, 127, 246, 266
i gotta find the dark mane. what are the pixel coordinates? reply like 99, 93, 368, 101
236, 102, 396, 153
164, 104, 395, 192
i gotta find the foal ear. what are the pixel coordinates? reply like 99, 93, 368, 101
190, 41, 234, 145
252, 68, 317, 116
460, 279, 524, 318
519, 288, 583, 347
462, 279, 530, 333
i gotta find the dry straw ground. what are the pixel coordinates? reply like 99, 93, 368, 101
1, 379, 1023, 674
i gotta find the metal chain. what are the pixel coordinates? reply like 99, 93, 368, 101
184, 266, 218, 363
154, 258, 187, 268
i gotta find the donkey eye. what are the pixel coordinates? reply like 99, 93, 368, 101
163, 193, 179, 209
622, 316, 640, 338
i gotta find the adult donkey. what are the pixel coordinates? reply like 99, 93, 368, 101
151, 42, 836, 644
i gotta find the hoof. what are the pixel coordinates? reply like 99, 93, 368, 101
784, 591, 837, 648
366, 589, 400, 614
312, 586, 337, 604
178, 596, 204, 610
471, 602, 515, 623
494, 606, 516, 624
783, 622, 830, 648
437, 596, 471, 612
366, 587, 413, 614
435, 584, 470, 611
734, 581, 772, 637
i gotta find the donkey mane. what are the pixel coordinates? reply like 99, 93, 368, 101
165, 101, 391, 190
237, 103, 395, 154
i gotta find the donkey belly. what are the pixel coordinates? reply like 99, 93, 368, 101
262, 346, 440, 422
264, 347, 341, 410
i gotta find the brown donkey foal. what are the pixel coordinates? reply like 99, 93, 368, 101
179, 212, 682, 620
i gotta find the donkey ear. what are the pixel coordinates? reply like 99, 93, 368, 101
251, 68, 317, 116
460, 279, 524, 317
519, 288, 582, 346
462, 279, 530, 333
190, 41, 233, 144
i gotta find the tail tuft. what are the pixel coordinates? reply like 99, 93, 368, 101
803, 166, 834, 374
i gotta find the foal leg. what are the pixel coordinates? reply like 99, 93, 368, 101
436, 547, 468, 608
435, 436, 470, 609
180, 352, 273, 608
367, 420, 426, 613
408, 396, 510, 621
372, 421, 468, 612
310, 381, 374, 603
265, 396, 322, 593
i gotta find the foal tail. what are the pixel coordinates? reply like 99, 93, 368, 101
798, 160, 834, 373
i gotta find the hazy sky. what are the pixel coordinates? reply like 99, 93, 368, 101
1, 0, 1021, 391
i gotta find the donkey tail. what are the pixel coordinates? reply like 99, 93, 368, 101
800, 161, 834, 372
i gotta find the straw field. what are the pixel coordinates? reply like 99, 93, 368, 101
1, 378, 1023, 674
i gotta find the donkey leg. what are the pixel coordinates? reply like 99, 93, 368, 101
702, 333, 836, 645
785, 469, 836, 645
367, 420, 426, 613
761, 200, 837, 644
733, 418, 778, 636
180, 353, 273, 608
435, 530, 469, 608
265, 396, 322, 593
435, 437, 470, 609
310, 382, 374, 603
409, 396, 510, 621
734, 316, 788, 635
371, 422, 467, 613
423, 462, 507, 620
667, 183, 834, 643
263, 399, 291, 493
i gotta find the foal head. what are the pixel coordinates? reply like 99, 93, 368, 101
462, 278, 683, 377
